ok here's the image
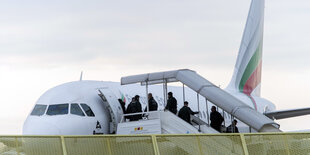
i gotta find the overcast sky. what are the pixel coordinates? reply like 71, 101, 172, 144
0, 0, 310, 134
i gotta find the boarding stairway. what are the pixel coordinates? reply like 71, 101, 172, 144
119, 69, 281, 133
116, 110, 218, 134
116, 111, 244, 154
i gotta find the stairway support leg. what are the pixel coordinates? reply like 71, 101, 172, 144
146, 81, 149, 112
206, 98, 210, 125
197, 93, 200, 132
163, 79, 167, 108
182, 84, 185, 103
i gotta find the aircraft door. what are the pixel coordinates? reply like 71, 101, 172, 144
98, 88, 123, 134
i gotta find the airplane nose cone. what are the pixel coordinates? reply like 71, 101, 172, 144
23, 120, 61, 135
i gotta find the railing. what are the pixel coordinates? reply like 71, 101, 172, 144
120, 111, 161, 123
1, 133, 310, 155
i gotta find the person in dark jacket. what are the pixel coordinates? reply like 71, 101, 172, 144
126, 95, 142, 121
125, 97, 135, 120
165, 92, 177, 114
210, 106, 224, 132
226, 120, 239, 133
144, 93, 158, 112
126, 97, 135, 114
178, 101, 199, 124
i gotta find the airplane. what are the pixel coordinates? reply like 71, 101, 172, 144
23, 0, 310, 135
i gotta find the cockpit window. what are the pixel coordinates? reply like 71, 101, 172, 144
31, 104, 47, 116
71, 103, 85, 116
80, 104, 95, 117
46, 104, 69, 115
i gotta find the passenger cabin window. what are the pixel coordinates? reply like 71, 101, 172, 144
80, 104, 95, 117
46, 104, 69, 115
31, 104, 47, 116
71, 103, 85, 116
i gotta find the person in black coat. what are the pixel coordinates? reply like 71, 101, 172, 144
165, 92, 177, 114
125, 97, 135, 120
144, 93, 158, 112
210, 106, 224, 132
178, 101, 199, 124
126, 95, 142, 121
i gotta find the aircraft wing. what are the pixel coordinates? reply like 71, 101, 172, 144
264, 107, 310, 120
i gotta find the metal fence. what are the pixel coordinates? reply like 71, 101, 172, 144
1, 133, 310, 155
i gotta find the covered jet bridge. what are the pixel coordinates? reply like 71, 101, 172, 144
121, 69, 281, 132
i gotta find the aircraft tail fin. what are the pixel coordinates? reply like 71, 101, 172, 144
227, 0, 264, 97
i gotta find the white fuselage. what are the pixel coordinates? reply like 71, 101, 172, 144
23, 80, 275, 135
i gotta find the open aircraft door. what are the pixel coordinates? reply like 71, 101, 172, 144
98, 88, 123, 134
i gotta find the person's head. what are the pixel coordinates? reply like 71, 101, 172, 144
135, 95, 140, 101
233, 120, 238, 125
211, 106, 216, 112
148, 93, 153, 99
131, 97, 136, 102
168, 92, 173, 98
184, 101, 189, 107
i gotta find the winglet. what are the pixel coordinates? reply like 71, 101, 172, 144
80, 71, 83, 81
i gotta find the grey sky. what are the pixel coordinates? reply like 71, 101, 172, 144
0, 0, 250, 65
0, 0, 310, 133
